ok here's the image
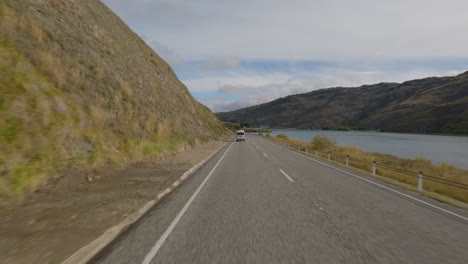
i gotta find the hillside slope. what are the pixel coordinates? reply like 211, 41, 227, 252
216, 72, 468, 134
0, 0, 224, 198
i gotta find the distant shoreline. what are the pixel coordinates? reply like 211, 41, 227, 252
268, 128, 468, 138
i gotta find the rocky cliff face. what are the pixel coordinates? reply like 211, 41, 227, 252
216, 72, 468, 134
0, 0, 224, 198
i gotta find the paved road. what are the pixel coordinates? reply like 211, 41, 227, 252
97, 134, 468, 264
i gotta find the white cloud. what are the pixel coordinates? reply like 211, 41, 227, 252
137, 34, 185, 66
149, 40, 185, 66
205, 56, 240, 70
183, 73, 292, 93
192, 68, 465, 112
103, 0, 468, 60
101, 0, 468, 113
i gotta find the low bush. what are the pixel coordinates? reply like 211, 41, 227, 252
276, 134, 288, 139
311, 134, 336, 151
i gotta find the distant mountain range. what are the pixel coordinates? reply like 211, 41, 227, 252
216, 71, 468, 134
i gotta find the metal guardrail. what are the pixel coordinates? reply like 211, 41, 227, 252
272, 138, 468, 193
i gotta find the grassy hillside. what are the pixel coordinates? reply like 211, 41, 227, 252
0, 0, 224, 199
217, 72, 468, 134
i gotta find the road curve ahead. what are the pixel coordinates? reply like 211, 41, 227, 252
97, 134, 468, 264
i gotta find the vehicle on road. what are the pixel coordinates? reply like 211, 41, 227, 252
236, 130, 246, 142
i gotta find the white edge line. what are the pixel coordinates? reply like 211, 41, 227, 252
61, 139, 231, 264
141, 142, 234, 264
267, 141, 468, 222
279, 169, 294, 183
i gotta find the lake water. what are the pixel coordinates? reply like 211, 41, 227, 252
269, 129, 468, 170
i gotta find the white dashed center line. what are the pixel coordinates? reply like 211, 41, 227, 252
279, 169, 294, 183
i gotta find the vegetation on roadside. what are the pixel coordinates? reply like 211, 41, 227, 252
311, 135, 336, 150
276, 134, 288, 139
272, 134, 468, 203
221, 122, 271, 133
0, 1, 225, 201
321, 126, 350, 131
258, 128, 272, 133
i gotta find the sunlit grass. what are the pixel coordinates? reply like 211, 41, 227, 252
0, 2, 225, 202
0, 40, 220, 201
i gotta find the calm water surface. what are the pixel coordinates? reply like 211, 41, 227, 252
269, 129, 468, 170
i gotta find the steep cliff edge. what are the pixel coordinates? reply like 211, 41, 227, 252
0, 0, 224, 199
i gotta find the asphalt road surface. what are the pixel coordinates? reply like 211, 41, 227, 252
97, 134, 468, 264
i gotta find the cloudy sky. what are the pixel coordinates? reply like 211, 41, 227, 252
102, 0, 468, 112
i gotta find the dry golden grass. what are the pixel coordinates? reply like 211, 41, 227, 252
37, 49, 66, 89
0, 0, 225, 201
269, 135, 468, 203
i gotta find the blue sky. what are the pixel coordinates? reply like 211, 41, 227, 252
102, 0, 468, 112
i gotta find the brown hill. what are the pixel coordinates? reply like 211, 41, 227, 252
216, 71, 468, 134
0, 0, 224, 198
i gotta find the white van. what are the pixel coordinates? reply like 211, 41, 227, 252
236, 130, 245, 142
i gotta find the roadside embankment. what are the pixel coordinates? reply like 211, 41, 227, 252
0, 137, 230, 264
0, 0, 225, 201
267, 134, 468, 204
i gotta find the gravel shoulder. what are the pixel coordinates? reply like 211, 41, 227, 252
0, 138, 229, 264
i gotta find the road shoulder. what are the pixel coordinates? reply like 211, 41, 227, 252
0, 138, 230, 264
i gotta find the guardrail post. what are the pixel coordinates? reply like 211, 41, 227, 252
346, 155, 349, 167
315, 149, 318, 157
418, 171, 424, 192
328, 152, 331, 161
372, 161, 376, 176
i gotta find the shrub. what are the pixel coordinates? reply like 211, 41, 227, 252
334, 126, 350, 131
312, 134, 336, 151
276, 134, 288, 139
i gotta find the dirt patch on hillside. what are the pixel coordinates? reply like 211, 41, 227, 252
0, 138, 230, 264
